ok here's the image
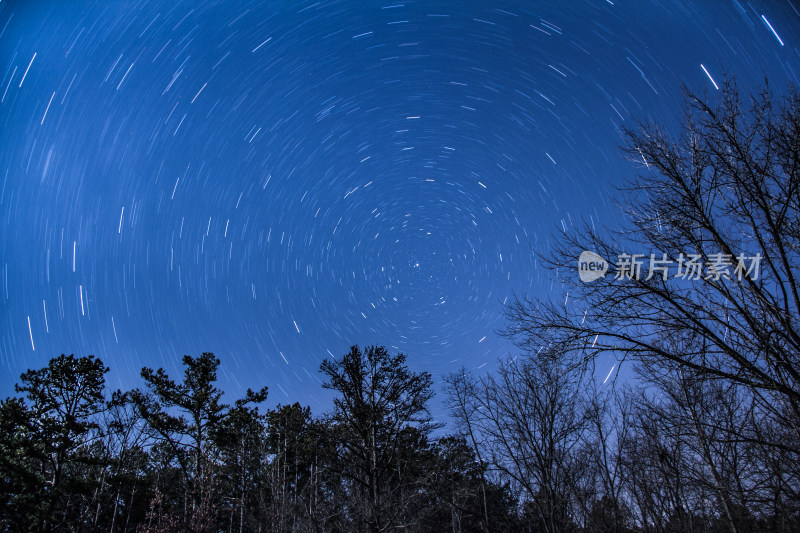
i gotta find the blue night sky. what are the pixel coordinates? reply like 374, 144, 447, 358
1, 0, 798, 418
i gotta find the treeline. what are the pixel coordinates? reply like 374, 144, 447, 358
0, 347, 518, 533
1, 345, 798, 532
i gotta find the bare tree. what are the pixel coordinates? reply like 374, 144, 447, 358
444, 368, 491, 532
575, 384, 633, 533
503, 81, 800, 451
446, 353, 588, 533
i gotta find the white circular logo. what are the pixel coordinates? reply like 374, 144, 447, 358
578, 251, 608, 283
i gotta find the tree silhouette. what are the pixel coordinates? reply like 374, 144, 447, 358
504, 80, 800, 450
130, 352, 267, 531
320, 345, 437, 532
2, 354, 108, 531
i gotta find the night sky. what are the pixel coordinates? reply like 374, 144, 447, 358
1, 0, 798, 418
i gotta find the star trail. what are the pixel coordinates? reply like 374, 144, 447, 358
1, 0, 798, 415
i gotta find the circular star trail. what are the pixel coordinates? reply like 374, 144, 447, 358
1, 0, 797, 414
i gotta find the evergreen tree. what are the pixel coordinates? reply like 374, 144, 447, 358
130, 352, 267, 531
1, 354, 108, 532
320, 345, 437, 532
